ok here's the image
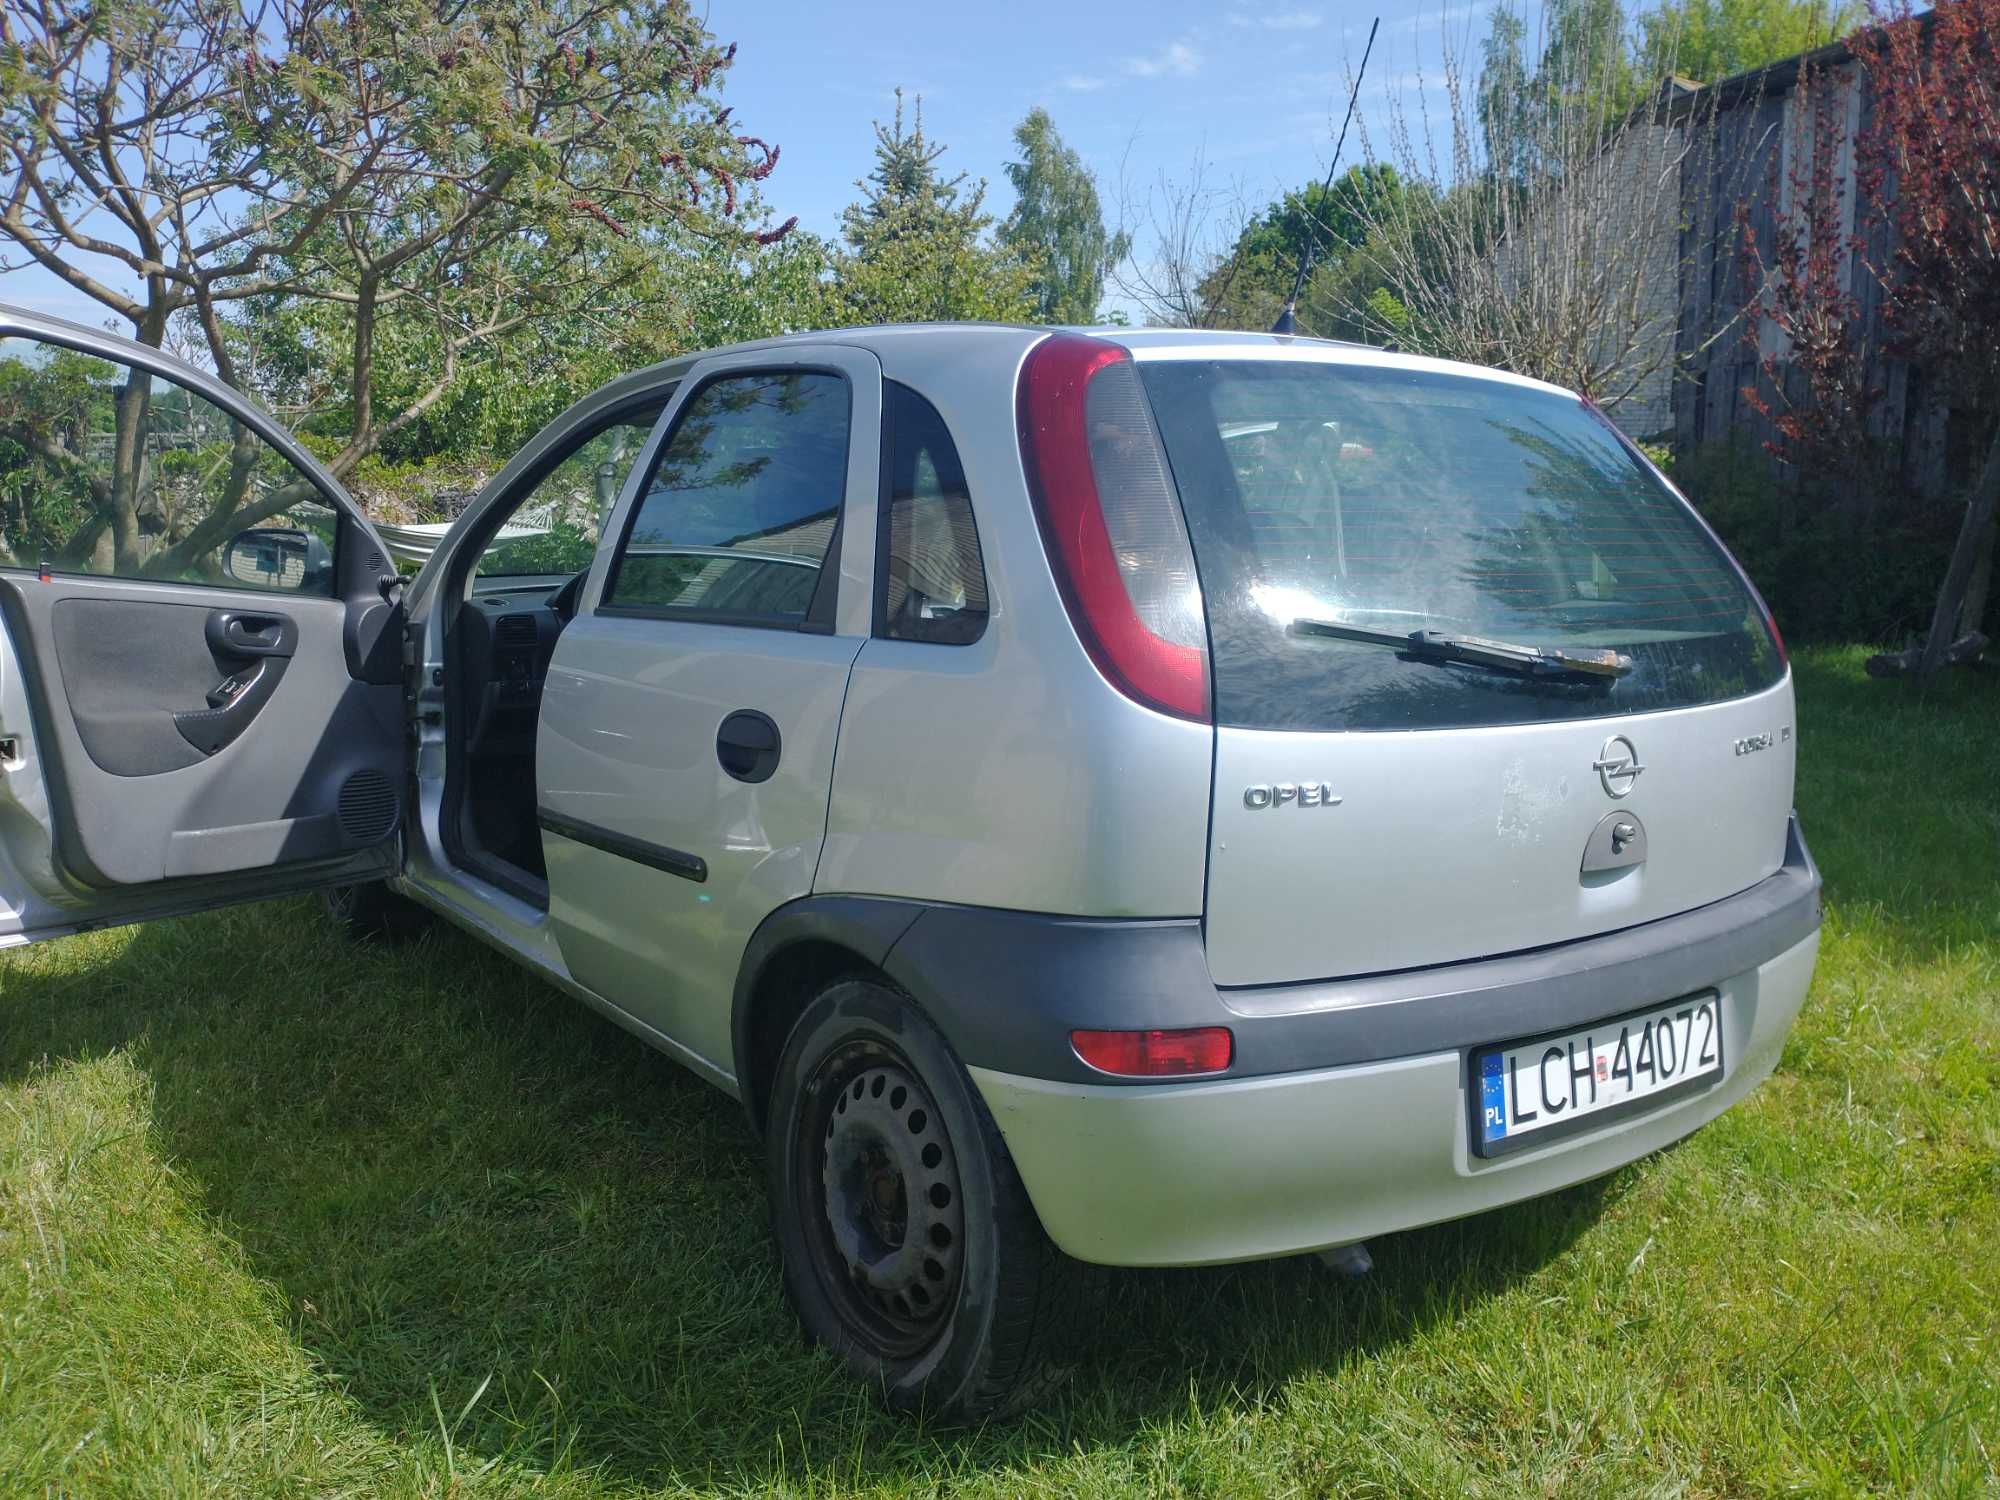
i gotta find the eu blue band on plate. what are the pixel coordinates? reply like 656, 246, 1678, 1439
1480, 1050, 1507, 1141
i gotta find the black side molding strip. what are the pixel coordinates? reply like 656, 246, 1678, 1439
536, 808, 708, 883
732, 819, 1822, 1091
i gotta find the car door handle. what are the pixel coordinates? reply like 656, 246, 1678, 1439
716, 710, 782, 783
205, 610, 297, 659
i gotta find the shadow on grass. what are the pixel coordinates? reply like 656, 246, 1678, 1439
0, 902, 1612, 1489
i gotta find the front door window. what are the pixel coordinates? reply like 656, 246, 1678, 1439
0, 337, 337, 594
603, 370, 850, 625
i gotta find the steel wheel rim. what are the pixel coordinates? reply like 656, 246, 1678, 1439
796, 1039, 966, 1358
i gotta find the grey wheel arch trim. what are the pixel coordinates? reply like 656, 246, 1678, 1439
731, 895, 927, 1129
734, 819, 1821, 1114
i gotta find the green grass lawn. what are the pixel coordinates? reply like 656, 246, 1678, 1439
2, 648, 1995, 1498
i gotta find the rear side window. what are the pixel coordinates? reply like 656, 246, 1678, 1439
879, 382, 987, 644
604, 370, 847, 626
1139, 359, 1784, 732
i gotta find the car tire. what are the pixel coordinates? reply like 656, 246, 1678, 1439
319, 880, 431, 943
766, 976, 1079, 1419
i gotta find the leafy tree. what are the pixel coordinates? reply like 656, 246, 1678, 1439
240, 230, 834, 464
1229, 167, 1409, 287
1542, 0, 1638, 103
1197, 165, 1412, 334
0, 349, 114, 563
1852, 0, 2000, 669
1478, 0, 1858, 179
1479, 10, 1537, 179
1737, 65, 1880, 515
1000, 108, 1129, 324
832, 91, 1035, 324
0, 0, 785, 570
1636, 0, 1861, 82
1296, 228, 1428, 345
1468, 0, 1644, 183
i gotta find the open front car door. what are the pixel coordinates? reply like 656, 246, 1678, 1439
0, 306, 406, 945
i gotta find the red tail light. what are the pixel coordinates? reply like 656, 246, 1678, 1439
1070, 1026, 1234, 1077
1017, 333, 1211, 722
1764, 607, 1789, 667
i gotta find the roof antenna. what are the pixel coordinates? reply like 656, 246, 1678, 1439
1273, 16, 1379, 337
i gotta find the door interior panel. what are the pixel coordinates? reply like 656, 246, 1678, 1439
46, 597, 305, 774
0, 576, 404, 889
49, 597, 216, 775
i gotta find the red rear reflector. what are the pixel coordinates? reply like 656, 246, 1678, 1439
1070, 1026, 1234, 1077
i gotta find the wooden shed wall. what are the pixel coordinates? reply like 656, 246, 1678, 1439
1671, 46, 1954, 501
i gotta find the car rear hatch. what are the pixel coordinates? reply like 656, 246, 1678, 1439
1133, 349, 1795, 987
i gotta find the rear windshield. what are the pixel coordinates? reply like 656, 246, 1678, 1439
1138, 359, 1784, 732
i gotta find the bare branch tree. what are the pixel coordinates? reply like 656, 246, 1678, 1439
1109, 143, 1254, 328
0, 0, 782, 570
1332, 5, 1761, 435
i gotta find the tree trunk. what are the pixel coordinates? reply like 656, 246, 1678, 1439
107, 370, 152, 573
1867, 630, 1987, 676
1956, 513, 1995, 639
102, 308, 168, 574
145, 477, 322, 580
1916, 424, 2000, 677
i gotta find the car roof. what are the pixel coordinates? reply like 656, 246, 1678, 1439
0, 301, 1571, 421
620, 322, 1577, 403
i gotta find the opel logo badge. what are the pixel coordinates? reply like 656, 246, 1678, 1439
1594, 735, 1645, 797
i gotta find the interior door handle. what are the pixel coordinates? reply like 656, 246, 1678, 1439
206, 610, 297, 659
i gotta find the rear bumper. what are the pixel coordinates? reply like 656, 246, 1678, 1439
972, 928, 1817, 1266
757, 824, 1820, 1264
939, 820, 1820, 1267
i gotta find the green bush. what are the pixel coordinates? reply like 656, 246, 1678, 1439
1669, 440, 1964, 648
478, 518, 599, 576
342, 452, 497, 526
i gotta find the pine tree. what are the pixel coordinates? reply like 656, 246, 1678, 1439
833, 91, 1035, 324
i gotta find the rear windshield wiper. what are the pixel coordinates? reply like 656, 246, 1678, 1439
1290, 619, 1634, 680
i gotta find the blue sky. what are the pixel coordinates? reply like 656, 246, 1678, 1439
2, 0, 1493, 331
714, 1, 1486, 240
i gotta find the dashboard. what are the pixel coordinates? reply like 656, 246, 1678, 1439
458, 573, 580, 754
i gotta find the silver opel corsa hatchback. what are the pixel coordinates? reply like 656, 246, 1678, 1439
0, 306, 1820, 1417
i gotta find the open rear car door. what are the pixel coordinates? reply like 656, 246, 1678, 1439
0, 306, 406, 945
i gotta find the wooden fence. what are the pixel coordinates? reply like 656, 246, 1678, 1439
1669, 23, 1961, 502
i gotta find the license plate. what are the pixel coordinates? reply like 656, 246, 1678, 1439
1473, 994, 1724, 1157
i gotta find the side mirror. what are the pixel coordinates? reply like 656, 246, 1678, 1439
222, 526, 332, 593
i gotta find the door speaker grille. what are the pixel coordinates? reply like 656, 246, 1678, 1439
337, 768, 400, 845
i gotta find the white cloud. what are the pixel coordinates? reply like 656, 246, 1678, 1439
1059, 72, 1107, 92
1228, 8, 1323, 29
1124, 39, 1203, 78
